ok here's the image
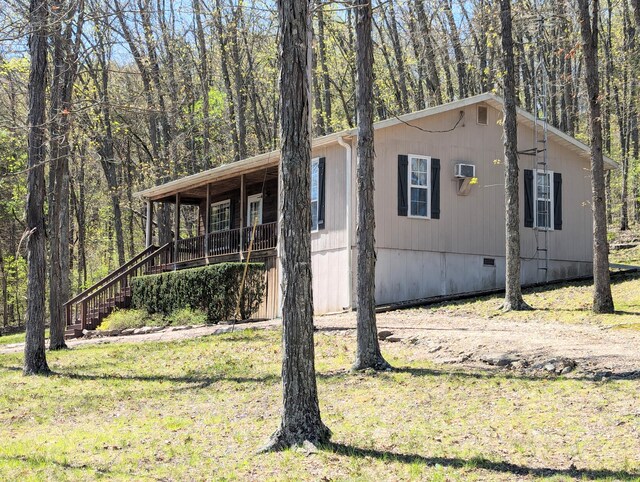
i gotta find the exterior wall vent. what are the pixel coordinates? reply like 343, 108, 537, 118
483, 257, 496, 267
477, 105, 488, 125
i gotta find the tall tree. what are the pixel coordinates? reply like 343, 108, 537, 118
48, 0, 84, 350
500, 0, 528, 311
262, 0, 330, 450
24, 0, 50, 375
577, 0, 615, 314
353, 0, 390, 370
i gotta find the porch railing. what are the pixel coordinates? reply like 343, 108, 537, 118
207, 228, 241, 256
64, 222, 278, 334
242, 222, 278, 251
174, 222, 278, 260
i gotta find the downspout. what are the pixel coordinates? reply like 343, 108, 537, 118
337, 136, 353, 310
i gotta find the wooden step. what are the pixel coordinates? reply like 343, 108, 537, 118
64, 323, 83, 340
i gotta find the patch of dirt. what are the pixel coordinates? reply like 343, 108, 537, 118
315, 309, 640, 379
3, 309, 639, 380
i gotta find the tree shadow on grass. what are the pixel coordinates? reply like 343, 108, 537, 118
318, 365, 640, 382
0, 454, 126, 477
323, 443, 640, 481
0, 365, 279, 389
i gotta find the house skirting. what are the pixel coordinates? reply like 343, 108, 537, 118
374, 248, 592, 307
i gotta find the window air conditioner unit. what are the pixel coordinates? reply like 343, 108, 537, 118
454, 163, 475, 178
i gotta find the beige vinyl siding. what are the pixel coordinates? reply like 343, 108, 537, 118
372, 104, 593, 264
310, 143, 349, 251
370, 103, 594, 305
308, 143, 351, 313
373, 105, 504, 255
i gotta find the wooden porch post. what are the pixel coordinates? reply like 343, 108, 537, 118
204, 183, 211, 262
174, 193, 181, 264
239, 174, 245, 259
145, 200, 154, 247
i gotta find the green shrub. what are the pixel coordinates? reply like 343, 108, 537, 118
131, 263, 266, 323
99, 309, 164, 331
165, 308, 208, 326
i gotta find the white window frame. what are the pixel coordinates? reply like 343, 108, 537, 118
246, 193, 263, 227
310, 157, 320, 232
534, 169, 554, 230
408, 154, 431, 219
210, 199, 231, 232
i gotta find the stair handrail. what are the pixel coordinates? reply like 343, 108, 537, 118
72, 243, 172, 305
65, 243, 172, 330
64, 245, 158, 308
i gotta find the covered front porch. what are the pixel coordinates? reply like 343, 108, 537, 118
144, 165, 280, 269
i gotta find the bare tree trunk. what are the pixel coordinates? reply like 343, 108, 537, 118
48, 0, 83, 350
444, 0, 467, 98
406, 3, 425, 110
230, 3, 247, 159
353, 0, 391, 371
24, 0, 50, 375
577, 0, 615, 313
500, 0, 529, 311
414, 0, 442, 104
263, 0, 330, 451
382, 0, 410, 112
318, 6, 332, 130
214, 0, 241, 162
192, 0, 211, 165
0, 250, 8, 330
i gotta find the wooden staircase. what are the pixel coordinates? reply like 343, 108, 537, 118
64, 243, 173, 339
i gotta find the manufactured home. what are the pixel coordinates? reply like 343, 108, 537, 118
64, 93, 615, 336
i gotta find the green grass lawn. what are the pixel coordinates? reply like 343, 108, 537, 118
0, 329, 48, 346
610, 245, 640, 266
424, 273, 640, 330
1, 329, 638, 481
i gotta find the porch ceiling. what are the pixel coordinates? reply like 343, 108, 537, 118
152, 165, 279, 204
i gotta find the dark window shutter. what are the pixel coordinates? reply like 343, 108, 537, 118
229, 198, 236, 229
430, 158, 441, 219
524, 169, 534, 228
318, 157, 326, 229
398, 155, 408, 216
554, 172, 562, 230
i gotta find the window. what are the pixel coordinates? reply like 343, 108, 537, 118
311, 157, 319, 231
210, 200, 231, 232
409, 155, 431, 218
246, 194, 263, 227
477, 105, 488, 125
534, 170, 554, 229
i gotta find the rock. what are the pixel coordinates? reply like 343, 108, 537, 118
440, 356, 466, 364
481, 353, 518, 367
121, 328, 135, 336
294, 440, 318, 455
544, 363, 556, 372
385, 336, 403, 343
133, 328, 144, 335
510, 360, 529, 370
428, 345, 442, 353
172, 325, 192, 332
378, 330, 393, 340
594, 370, 613, 381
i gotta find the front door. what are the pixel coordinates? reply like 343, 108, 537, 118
247, 194, 263, 227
